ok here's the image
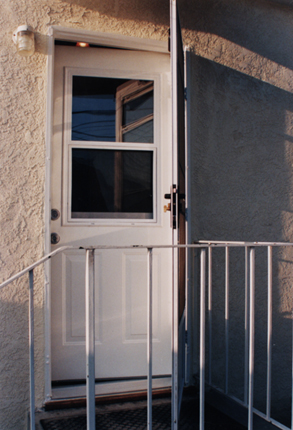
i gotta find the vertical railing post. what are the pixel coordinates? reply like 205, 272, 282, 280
147, 248, 153, 430
172, 244, 179, 430
200, 247, 206, 430
225, 246, 229, 395
29, 269, 35, 430
248, 247, 255, 430
291, 309, 293, 430
266, 246, 272, 420
208, 247, 212, 385
85, 248, 95, 430
244, 246, 249, 405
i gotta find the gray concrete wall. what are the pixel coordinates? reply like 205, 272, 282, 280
181, 0, 293, 425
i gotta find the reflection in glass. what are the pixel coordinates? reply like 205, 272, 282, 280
123, 120, 153, 143
123, 90, 153, 127
71, 148, 153, 219
72, 77, 154, 143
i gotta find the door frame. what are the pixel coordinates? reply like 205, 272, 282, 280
44, 25, 189, 403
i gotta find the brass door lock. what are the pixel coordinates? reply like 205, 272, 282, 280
164, 203, 171, 213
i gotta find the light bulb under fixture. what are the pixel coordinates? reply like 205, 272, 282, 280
76, 42, 90, 48
12, 25, 35, 57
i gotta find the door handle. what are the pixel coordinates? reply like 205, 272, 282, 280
164, 185, 177, 229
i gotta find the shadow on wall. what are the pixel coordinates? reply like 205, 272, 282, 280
63, 0, 293, 71
191, 54, 293, 243
62, 0, 169, 26
180, 0, 293, 71
190, 53, 293, 426
0, 291, 44, 430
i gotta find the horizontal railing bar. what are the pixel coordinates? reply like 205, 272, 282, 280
77, 242, 293, 248
3, 241, 293, 290
0, 246, 72, 289
253, 409, 290, 430
210, 388, 291, 430
3, 239, 293, 430
197, 240, 293, 247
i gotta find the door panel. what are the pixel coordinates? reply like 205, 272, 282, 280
51, 46, 172, 386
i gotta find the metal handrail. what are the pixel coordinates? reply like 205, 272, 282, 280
0, 245, 72, 430
2, 241, 293, 291
2, 241, 293, 430
0, 246, 72, 290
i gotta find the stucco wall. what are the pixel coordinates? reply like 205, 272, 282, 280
1, 0, 293, 428
0, 2, 170, 429
181, 0, 293, 425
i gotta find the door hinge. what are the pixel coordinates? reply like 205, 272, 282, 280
184, 87, 187, 100
185, 330, 188, 344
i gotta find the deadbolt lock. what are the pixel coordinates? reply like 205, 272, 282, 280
51, 233, 60, 245
51, 209, 60, 221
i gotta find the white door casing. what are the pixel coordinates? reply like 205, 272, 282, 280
51, 45, 172, 384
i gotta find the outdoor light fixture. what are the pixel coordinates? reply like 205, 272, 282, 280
76, 42, 89, 48
12, 25, 35, 57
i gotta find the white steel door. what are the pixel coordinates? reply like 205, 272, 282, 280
50, 45, 172, 385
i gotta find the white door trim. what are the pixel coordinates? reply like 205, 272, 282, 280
44, 26, 169, 403
50, 26, 169, 53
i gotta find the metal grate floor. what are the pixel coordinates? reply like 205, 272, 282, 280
39, 396, 246, 430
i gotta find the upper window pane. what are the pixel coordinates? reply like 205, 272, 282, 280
72, 76, 154, 143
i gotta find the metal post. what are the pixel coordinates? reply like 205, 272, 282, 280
29, 269, 35, 430
266, 246, 272, 420
248, 247, 255, 430
85, 249, 95, 430
171, 250, 179, 426
147, 248, 153, 430
208, 247, 212, 385
200, 248, 206, 430
225, 247, 229, 395
291, 310, 293, 430
244, 246, 249, 405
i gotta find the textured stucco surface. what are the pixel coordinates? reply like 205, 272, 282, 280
1, 0, 293, 428
183, 1, 293, 424
0, 2, 170, 429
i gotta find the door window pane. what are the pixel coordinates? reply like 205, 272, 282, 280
123, 120, 153, 143
123, 90, 153, 126
71, 148, 153, 219
72, 77, 154, 143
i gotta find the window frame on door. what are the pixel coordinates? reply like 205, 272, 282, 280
63, 67, 163, 226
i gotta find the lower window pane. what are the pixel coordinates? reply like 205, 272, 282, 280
71, 148, 153, 219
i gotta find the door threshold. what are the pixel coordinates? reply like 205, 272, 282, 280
45, 387, 171, 411
47, 377, 171, 410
